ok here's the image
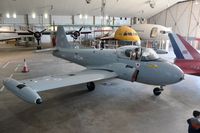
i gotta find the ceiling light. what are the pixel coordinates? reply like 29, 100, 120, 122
13, 13, 16, 18
44, 13, 48, 19
195, 0, 199, 5
79, 14, 82, 19
6, 13, 10, 18
32, 13, 36, 19
84, 14, 88, 19
105, 15, 108, 20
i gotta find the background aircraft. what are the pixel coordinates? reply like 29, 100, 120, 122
168, 33, 200, 76
132, 24, 171, 41
97, 24, 171, 53
0, 26, 91, 49
3, 26, 184, 104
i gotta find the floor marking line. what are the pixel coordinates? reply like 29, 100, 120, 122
14, 64, 19, 72
9, 74, 13, 78
0, 86, 4, 92
2, 61, 10, 69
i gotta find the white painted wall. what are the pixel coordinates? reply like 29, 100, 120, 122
148, 1, 200, 49
3, 15, 25, 24
148, 1, 198, 37
52, 15, 72, 25
114, 17, 130, 25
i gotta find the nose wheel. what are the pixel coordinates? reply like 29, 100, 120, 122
87, 82, 95, 91
153, 86, 164, 96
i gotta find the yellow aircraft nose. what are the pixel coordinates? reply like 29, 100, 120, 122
114, 25, 140, 42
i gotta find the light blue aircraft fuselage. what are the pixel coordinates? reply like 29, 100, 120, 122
2, 26, 185, 104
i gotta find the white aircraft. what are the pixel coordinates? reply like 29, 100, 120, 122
98, 24, 171, 53
3, 26, 184, 104
132, 24, 172, 41
132, 24, 172, 54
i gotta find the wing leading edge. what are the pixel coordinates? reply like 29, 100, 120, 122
3, 69, 117, 104
20, 69, 117, 92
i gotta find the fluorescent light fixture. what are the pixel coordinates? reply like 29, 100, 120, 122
195, 0, 199, 5
44, 13, 48, 19
13, 13, 16, 18
105, 15, 108, 20
79, 14, 82, 19
6, 13, 10, 18
32, 13, 36, 19
84, 14, 88, 19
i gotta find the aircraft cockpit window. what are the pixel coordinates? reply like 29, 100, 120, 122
128, 32, 132, 36
150, 27, 158, 38
141, 48, 159, 61
130, 48, 141, 60
123, 32, 137, 36
124, 48, 142, 60
121, 47, 159, 61
160, 30, 166, 34
125, 49, 132, 57
124, 32, 128, 36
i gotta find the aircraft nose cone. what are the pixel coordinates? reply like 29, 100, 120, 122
158, 62, 184, 85
171, 64, 184, 83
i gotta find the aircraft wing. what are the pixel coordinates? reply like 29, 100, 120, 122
0, 36, 21, 41
3, 69, 117, 104
0, 32, 21, 41
20, 69, 117, 92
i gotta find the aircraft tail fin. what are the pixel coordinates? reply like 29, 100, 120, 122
168, 33, 200, 60
56, 26, 73, 49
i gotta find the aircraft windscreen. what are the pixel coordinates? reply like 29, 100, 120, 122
141, 48, 159, 61
117, 46, 159, 61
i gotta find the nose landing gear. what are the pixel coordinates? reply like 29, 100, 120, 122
153, 86, 164, 96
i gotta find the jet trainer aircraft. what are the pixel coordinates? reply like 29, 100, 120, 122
168, 33, 200, 76
3, 26, 184, 104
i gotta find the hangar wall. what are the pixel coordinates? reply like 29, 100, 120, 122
148, 1, 200, 38
0, 15, 131, 28
0, 14, 135, 42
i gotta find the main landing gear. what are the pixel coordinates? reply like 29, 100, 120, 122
153, 86, 164, 96
86, 82, 164, 96
87, 82, 95, 91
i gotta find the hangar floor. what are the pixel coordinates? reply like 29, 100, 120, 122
0, 46, 199, 133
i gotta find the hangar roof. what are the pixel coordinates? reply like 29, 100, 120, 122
0, 0, 185, 18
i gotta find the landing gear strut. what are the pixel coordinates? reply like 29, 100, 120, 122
36, 39, 42, 50
87, 82, 95, 91
153, 86, 164, 96
37, 46, 42, 50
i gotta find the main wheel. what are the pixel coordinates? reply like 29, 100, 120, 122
153, 87, 161, 96
87, 82, 95, 91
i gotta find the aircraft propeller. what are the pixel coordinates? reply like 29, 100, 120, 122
27, 29, 47, 49
70, 27, 83, 40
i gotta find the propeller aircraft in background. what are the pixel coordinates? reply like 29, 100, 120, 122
0, 26, 91, 49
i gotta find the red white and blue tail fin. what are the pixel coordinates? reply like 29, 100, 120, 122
168, 33, 200, 60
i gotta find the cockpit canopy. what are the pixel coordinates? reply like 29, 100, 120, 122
117, 46, 159, 61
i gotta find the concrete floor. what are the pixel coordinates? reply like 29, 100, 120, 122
0, 47, 199, 133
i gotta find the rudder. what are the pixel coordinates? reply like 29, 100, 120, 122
168, 33, 200, 60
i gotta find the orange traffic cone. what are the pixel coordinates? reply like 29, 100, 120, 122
22, 59, 29, 73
